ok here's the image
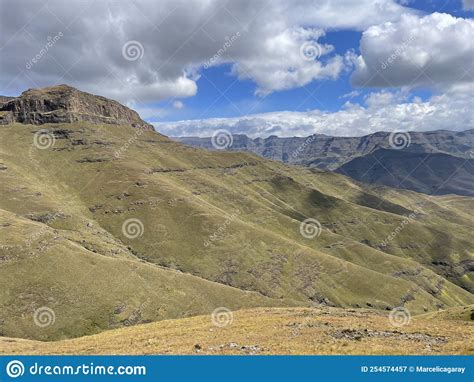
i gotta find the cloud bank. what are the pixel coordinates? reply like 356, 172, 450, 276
351, 13, 474, 89
1, 1, 471, 138
1, 0, 415, 102
156, 91, 473, 138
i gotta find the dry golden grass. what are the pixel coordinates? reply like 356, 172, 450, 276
1, 307, 472, 355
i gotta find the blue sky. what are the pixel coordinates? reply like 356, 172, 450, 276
163, 30, 362, 120
149, 0, 471, 124
1, 0, 472, 137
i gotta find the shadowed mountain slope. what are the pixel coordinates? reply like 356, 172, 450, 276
336, 148, 474, 196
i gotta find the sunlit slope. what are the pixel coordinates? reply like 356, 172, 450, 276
0, 123, 473, 340
1, 307, 472, 355
420, 304, 474, 322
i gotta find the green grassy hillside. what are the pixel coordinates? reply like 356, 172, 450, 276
0, 122, 472, 340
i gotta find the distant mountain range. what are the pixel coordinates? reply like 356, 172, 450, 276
175, 130, 474, 196
336, 149, 474, 197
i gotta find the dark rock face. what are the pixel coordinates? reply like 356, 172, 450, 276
0, 96, 15, 105
0, 84, 154, 130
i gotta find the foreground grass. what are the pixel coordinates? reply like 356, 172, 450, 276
1, 307, 472, 355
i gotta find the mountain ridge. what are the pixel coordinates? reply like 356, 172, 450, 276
175, 130, 474, 196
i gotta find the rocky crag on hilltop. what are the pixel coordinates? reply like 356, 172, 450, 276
0, 84, 153, 130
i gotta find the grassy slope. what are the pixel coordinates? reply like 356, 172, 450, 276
0, 122, 473, 341
0, 209, 294, 341
1, 307, 472, 355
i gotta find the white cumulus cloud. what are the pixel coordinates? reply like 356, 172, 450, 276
351, 12, 474, 89
0, 0, 415, 102
156, 90, 473, 138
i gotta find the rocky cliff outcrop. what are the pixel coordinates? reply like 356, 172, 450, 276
0, 84, 154, 130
